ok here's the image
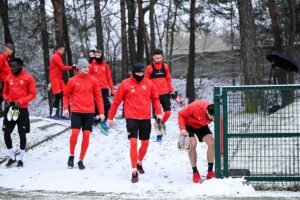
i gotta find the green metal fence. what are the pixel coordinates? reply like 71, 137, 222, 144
214, 85, 300, 187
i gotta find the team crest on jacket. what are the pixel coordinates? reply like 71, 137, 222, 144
142, 85, 146, 90
75, 83, 80, 88
9, 80, 13, 85
95, 67, 98, 72
130, 86, 135, 93
20, 80, 24, 85
102, 67, 105, 71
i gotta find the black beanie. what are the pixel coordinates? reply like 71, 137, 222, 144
133, 63, 145, 73
9, 58, 24, 66
207, 104, 214, 116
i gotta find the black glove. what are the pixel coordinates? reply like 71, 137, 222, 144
13, 101, 20, 109
4, 100, 11, 108
170, 91, 177, 99
72, 64, 77, 70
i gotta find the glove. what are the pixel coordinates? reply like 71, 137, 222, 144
13, 101, 20, 109
72, 64, 78, 70
170, 91, 177, 99
4, 100, 11, 108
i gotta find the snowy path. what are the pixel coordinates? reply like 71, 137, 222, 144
0, 113, 299, 199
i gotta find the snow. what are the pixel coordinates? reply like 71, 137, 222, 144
0, 78, 300, 199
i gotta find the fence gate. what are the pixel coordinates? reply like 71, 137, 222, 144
214, 85, 300, 189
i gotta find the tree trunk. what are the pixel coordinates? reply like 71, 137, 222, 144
63, 9, 73, 77
40, 0, 52, 115
94, 0, 104, 51
169, 0, 179, 72
164, 0, 172, 62
136, 0, 145, 63
186, 0, 196, 103
237, 0, 261, 85
149, 0, 156, 55
268, 0, 284, 51
51, 0, 65, 46
120, 0, 129, 79
126, 0, 137, 70
0, 0, 13, 43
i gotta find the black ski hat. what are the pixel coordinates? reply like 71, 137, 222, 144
133, 63, 145, 73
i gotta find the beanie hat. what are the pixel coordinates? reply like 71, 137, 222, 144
77, 58, 89, 69
133, 63, 145, 73
9, 58, 23, 66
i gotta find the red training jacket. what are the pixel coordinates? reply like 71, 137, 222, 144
63, 73, 104, 114
89, 60, 114, 93
3, 69, 37, 108
0, 51, 12, 83
49, 51, 72, 81
145, 62, 174, 95
178, 100, 213, 130
108, 75, 162, 120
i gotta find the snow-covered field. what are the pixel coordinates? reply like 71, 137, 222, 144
0, 78, 300, 199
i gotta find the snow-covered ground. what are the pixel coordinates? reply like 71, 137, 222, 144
0, 78, 300, 199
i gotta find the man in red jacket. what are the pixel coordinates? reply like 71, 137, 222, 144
107, 63, 162, 183
49, 44, 76, 119
0, 43, 14, 115
178, 100, 215, 183
63, 58, 105, 170
89, 50, 114, 122
145, 49, 175, 142
2, 58, 37, 168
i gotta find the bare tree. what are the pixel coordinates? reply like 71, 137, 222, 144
51, 0, 65, 46
94, 0, 104, 51
0, 0, 13, 43
149, 0, 156, 55
237, 0, 261, 85
121, 0, 129, 79
186, 0, 196, 103
126, 0, 136, 69
39, 0, 52, 113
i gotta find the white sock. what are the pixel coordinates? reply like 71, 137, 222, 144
19, 150, 25, 161
7, 148, 14, 160
51, 108, 57, 117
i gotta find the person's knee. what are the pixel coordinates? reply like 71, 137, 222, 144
205, 135, 215, 148
190, 137, 197, 148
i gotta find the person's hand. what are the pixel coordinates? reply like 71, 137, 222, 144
4, 100, 11, 108
63, 109, 69, 117
13, 101, 20, 109
111, 90, 115, 97
156, 114, 163, 120
107, 119, 113, 127
72, 64, 78, 70
99, 114, 105, 121
170, 91, 177, 99
180, 129, 188, 136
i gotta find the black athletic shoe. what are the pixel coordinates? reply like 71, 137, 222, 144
6, 159, 16, 167
78, 160, 85, 170
131, 172, 139, 183
17, 160, 23, 168
137, 164, 145, 174
67, 156, 74, 169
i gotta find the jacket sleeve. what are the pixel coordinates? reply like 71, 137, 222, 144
151, 83, 162, 116
108, 82, 125, 120
178, 104, 194, 130
18, 75, 37, 105
165, 64, 174, 92
144, 66, 152, 79
2, 78, 9, 101
106, 64, 114, 94
54, 55, 72, 71
63, 80, 72, 110
94, 81, 104, 114
88, 63, 93, 75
